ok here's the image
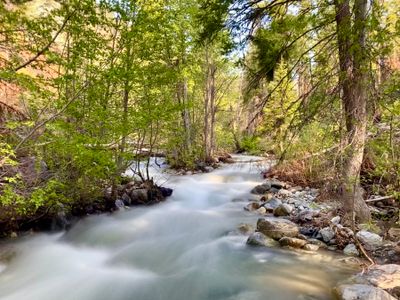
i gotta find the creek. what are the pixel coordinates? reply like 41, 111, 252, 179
0, 155, 355, 300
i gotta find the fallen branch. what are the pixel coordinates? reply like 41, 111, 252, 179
365, 195, 394, 203
355, 237, 375, 266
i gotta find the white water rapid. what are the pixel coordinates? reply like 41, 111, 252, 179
0, 156, 355, 300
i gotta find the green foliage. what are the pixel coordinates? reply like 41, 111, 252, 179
239, 135, 263, 154
0, 179, 69, 217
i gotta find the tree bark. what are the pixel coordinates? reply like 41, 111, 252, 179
335, 0, 371, 223
204, 48, 217, 161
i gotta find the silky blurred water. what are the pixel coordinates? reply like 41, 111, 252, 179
0, 155, 355, 300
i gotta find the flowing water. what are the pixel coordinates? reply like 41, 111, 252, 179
0, 156, 355, 300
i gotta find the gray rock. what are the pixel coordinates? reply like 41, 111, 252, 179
121, 193, 131, 206
251, 183, 271, 194
303, 244, 319, 251
262, 198, 282, 211
319, 227, 335, 242
335, 284, 396, 300
204, 166, 214, 173
279, 237, 307, 248
115, 199, 125, 210
296, 210, 318, 222
257, 218, 299, 240
343, 243, 360, 257
356, 231, 383, 250
244, 202, 261, 212
273, 203, 294, 217
246, 232, 279, 247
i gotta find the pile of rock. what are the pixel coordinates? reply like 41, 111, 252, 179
243, 178, 400, 261
112, 180, 173, 210
242, 177, 400, 300
246, 218, 321, 252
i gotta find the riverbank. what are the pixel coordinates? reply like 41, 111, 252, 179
241, 175, 400, 299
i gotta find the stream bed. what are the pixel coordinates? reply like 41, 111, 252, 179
0, 156, 356, 300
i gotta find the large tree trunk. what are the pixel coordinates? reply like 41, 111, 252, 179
335, 0, 371, 223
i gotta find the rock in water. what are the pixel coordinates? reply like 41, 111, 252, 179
115, 199, 125, 210
303, 244, 319, 251
251, 183, 271, 194
160, 187, 173, 197
279, 237, 307, 248
244, 202, 260, 212
247, 232, 279, 247
335, 284, 396, 300
273, 203, 293, 217
262, 198, 282, 211
256, 207, 267, 215
257, 218, 299, 240
343, 244, 359, 257
121, 193, 131, 206
356, 231, 383, 250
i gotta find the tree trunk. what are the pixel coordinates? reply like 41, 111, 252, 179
177, 78, 191, 152
204, 48, 217, 161
335, 0, 371, 223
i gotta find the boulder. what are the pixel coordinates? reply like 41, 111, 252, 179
160, 187, 173, 197
357, 264, 400, 291
257, 218, 299, 240
262, 198, 282, 211
246, 232, 279, 247
115, 199, 125, 210
296, 210, 319, 223
335, 284, 396, 300
279, 237, 307, 248
319, 227, 335, 243
251, 183, 271, 195
356, 231, 383, 250
130, 188, 149, 204
244, 202, 261, 212
343, 244, 360, 257
273, 203, 293, 217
